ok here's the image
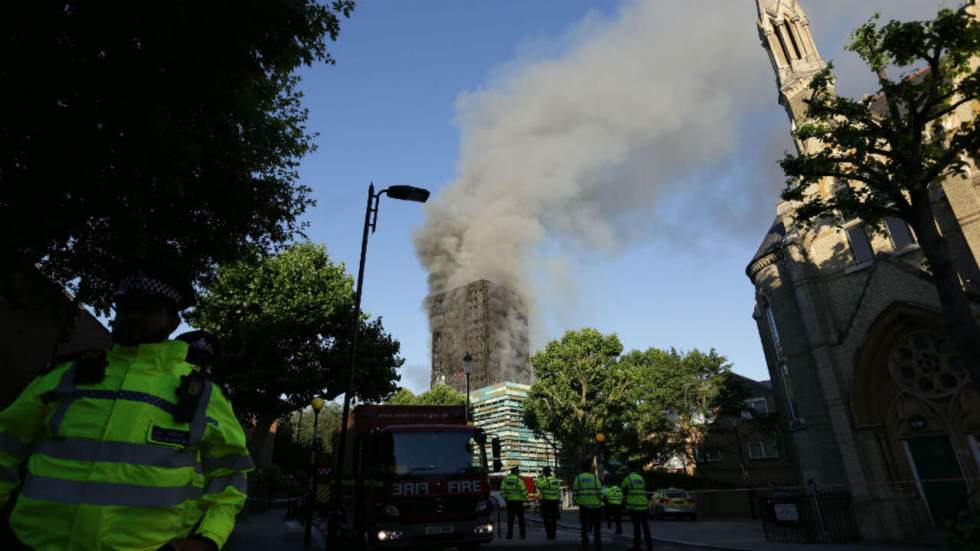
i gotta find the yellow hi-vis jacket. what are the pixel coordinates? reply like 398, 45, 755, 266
622, 472, 649, 510
0, 341, 253, 550
536, 475, 561, 501
572, 472, 602, 509
500, 473, 528, 502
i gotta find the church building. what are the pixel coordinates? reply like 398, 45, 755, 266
747, 0, 979, 542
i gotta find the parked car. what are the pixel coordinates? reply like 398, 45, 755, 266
652, 488, 697, 521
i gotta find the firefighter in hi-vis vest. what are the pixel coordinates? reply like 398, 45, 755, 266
0, 261, 253, 550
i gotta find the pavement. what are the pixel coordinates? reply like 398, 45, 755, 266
224, 509, 938, 551
224, 509, 711, 550
548, 515, 938, 551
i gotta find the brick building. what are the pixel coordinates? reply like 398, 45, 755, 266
695, 375, 797, 490
748, 0, 979, 541
0, 263, 111, 409
429, 280, 531, 393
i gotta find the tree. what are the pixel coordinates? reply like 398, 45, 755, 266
187, 242, 402, 451
780, 5, 980, 385
523, 329, 632, 468
384, 385, 466, 406
0, 1, 355, 312
621, 348, 736, 473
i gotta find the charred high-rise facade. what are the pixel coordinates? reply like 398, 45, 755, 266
429, 280, 531, 393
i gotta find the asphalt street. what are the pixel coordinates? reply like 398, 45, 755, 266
479, 520, 714, 551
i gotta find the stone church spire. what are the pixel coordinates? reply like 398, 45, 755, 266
756, 0, 825, 123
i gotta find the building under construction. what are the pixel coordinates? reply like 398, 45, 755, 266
429, 280, 531, 393
471, 382, 557, 478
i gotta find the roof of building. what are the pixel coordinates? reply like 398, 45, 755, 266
749, 217, 786, 269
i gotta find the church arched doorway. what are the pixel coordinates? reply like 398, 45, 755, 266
853, 304, 979, 528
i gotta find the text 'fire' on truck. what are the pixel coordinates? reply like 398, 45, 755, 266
332, 405, 495, 549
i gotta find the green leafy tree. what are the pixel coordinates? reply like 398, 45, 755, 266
780, 4, 980, 385
384, 385, 466, 406
0, 1, 355, 312
274, 404, 342, 474
622, 348, 736, 472
523, 329, 632, 468
187, 242, 402, 452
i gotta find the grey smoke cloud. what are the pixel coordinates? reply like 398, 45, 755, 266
414, 0, 771, 301
413, 0, 949, 345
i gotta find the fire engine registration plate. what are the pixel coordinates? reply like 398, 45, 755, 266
425, 525, 454, 535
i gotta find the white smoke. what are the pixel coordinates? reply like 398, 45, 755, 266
414, 0, 774, 317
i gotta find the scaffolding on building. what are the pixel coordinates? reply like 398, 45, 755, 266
471, 382, 558, 480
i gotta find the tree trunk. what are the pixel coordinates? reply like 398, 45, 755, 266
909, 195, 980, 388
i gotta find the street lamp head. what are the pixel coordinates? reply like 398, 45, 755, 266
463, 352, 474, 375
385, 185, 430, 203
311, 397, 325, 413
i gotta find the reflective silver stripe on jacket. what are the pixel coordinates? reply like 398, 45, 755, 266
188, 381, 213, 446
202, 454, 254, 474
72, 389, 178, 416
0, 433, 30, 460
21, 474, 202, 508
204, 472, 247, 495
35, 438, 201, 472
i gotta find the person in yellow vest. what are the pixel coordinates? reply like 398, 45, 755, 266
0, 261, 253, 550
501, 466, 528, 539
536, 466, 562, 540
603, 477, 624, 534
573, 460, 602, 549
622, 461, 653, 551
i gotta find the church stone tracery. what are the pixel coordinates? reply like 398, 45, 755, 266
748, 0, 980, 542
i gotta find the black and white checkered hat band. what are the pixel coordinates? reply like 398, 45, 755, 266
114, 273, 183, 305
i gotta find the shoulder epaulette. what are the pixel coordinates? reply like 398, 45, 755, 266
39, 348, 106, 378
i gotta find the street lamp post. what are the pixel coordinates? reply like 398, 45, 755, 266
463, 352, 473, 423
305, 397, 325, 548
328, 183, 429, 548
595, 433, 606, 479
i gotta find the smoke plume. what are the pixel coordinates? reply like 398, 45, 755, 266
414, 0, 774, 316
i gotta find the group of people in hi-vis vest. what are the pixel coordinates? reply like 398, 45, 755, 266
500, 459, 654, 551
574, 460, 653, 551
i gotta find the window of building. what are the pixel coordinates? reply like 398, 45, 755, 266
784, 22, 803, 59
762, 296, 782, 360
885, 217, 916, 251
772, 19, 792, 64
748, 440, 780, 460
742, 397, 770, 419
780, 363, 801, 421
846, 224, 874, 264
695, 447, 722, 463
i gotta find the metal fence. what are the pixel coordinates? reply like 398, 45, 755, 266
759, 490, 860, 543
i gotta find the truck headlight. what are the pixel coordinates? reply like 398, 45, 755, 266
385, 505, 400, 517
473, 523, 494, 535
475, 500, 488, 513
377, 529, 403, 541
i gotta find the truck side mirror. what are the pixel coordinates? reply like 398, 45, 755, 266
474, 429, 487, 446
493, 459, 503, 473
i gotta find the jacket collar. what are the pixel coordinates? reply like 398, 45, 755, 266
112, 339, 189, 364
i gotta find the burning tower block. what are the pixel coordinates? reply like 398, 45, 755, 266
429, 280, 531, 393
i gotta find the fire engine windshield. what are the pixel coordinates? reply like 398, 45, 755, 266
389, 431, 482, 476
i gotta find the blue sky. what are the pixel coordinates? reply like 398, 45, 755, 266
292, 0, 946, 392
